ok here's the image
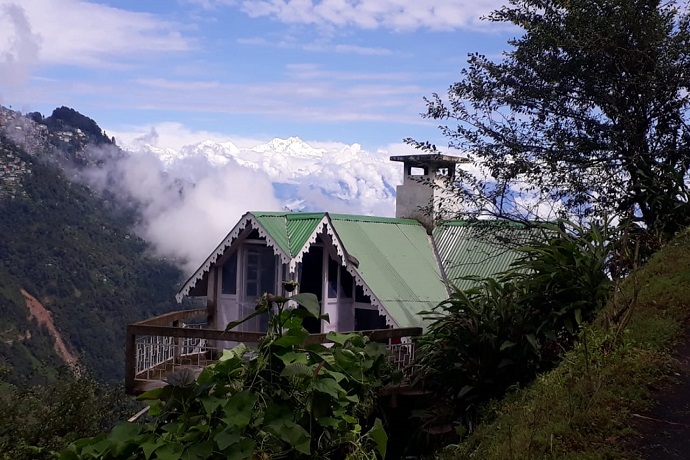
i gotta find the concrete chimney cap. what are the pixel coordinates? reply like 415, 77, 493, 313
389, 154, 470, 168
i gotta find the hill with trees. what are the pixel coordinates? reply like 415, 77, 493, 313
0, 108, 183, 384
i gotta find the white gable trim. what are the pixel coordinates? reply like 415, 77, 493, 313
288, 215, 331, 273
175, 212, 290, 303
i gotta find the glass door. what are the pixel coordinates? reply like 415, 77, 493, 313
242, 245, 276, 332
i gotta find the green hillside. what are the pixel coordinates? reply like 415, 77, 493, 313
440, 229, 690, 459
0, 133, 183, 383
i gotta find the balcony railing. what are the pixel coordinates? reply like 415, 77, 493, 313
125, 309, 422, 394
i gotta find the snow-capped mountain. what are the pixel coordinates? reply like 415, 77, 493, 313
124, 135, 402, 216
102, 135, 405, 273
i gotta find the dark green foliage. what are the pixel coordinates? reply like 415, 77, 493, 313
0, 135, 182, 382
408, 0, 690, 236
63, 294, 390, 459
42, 107, 112, 145
414, 221, 612, 426
0, 368, 132, 460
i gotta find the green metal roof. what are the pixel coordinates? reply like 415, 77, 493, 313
433, 221, 539, 291
180, 210, 541, 330
252, 212, 325, 257
329, 215, 448, 329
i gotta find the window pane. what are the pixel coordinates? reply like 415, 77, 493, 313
327, 257, 338, 298
259, 249, 276, 294
221, 251, 238, 294
340, 267, 353, 298
245, 245, 276, 298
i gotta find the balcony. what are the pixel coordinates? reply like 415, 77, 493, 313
125, 309, 422, 395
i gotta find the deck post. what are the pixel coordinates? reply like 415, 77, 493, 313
124, 324, 136, 394
172, 320, 181, 363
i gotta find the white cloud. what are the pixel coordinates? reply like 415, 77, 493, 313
0, 4, 41, 88
235, 0, 506, 31
87, 71, 432, 125
237, 36, 393, 55
0, 0, 191, 69
109, 122, 266, 151
81, 145, 282, 274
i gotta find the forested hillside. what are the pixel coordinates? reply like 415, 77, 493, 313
0, 109, 183, 384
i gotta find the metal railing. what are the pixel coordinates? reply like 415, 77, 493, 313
134, 321, 211, 379
125, 309, 422, 394
387, 342, 416, 375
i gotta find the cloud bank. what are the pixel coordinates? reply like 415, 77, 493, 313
0, 4, 41, 89
0, 0, 190, 69
83, 128, 408, 274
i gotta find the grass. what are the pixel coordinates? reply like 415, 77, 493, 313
438, 229, 690, 459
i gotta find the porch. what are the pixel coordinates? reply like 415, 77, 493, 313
125, 309, 422, 395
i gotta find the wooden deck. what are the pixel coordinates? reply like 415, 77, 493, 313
125, 309, 421, 394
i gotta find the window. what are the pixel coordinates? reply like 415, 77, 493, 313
221, 251, 238, 294
341, 267, 353, 298
327, 257, 339, 298
245, 245, 276, 297
355, 285, 369, 303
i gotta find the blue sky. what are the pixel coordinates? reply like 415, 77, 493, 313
0, 0, 514, 151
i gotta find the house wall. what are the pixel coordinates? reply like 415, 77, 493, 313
209, 228, 388, 350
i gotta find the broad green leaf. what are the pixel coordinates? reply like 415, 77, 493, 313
108, 422, 141, 443
267, 421, 311, 455
316, 416, 340, 428
289, 293, 321, 318
142, 438, 164, 460
223, 391, 258, 428
312, 378, 344, 398
138, 387, 164, 400
345, 393, 360, 403
325, 331, 359, 345
280, 363, 312, 379
323, 369, 347, 382
214, 428, 241, 451
154, 442, 183, 460
219, 344, 248, 361
366, 418, 388, 459
262, 401, 293, 426
276, 350, 309, 365
162, 422, 181, 434
184, 440, 214, 459
273, 328, 308, 347
200, 395, 224, 415
226, 438, 255, 460
80, 439, 113, 458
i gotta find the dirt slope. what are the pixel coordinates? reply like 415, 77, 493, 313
21, 288, 78, 370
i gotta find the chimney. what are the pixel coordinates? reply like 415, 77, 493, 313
390, 154, 468, 229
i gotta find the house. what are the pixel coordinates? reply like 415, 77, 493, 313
125, 154, 534, 393
175, 154, 530, 337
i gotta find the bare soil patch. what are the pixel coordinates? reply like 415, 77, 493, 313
21, 288, 78, 369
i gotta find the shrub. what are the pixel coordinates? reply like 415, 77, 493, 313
62, 293, 390, 459
414, 220, 613, 427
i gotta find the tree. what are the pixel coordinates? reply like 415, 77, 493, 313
408, 0, 690, 236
